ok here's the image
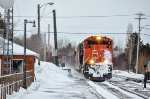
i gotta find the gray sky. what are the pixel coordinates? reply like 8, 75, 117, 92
0, 0, 150, 48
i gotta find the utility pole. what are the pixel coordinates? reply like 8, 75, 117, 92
48, 24, 50, 50
37, 4, 41, 66
23, 20, 35, 89
37, 2, 54, 65
53, 9, 59, 66
129, 34, 132, 72
44, 32, 46, 61
135, 12, 146, 73
23, 19, 27, 89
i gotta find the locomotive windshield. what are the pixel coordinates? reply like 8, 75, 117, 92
86, 40, 98, 45
86, 40, 111, 45
100, 40, 112, 45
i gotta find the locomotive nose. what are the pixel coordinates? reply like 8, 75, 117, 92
92, 49, 98, 58
104, 49, 112, 64
90, 59, 95, 64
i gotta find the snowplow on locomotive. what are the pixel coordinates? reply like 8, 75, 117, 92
75, 36, 113, 81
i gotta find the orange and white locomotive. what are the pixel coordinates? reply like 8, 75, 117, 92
76, 36, 113, 81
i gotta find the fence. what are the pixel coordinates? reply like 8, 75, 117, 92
0, 70, 33, 99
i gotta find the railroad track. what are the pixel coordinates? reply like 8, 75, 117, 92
109, 80, 150, 99
107, 74, 150, 99
71, 67, 149, 98
95, 82, 132, 99
95, 81, 149, 99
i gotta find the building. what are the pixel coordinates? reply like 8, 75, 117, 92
0, 36, 38, 86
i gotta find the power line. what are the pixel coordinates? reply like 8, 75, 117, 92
14, 30, 150, 36
56, 32, 129, 34
144, 28, 150, 30
14, 0, 22, 26
55, 15, 134, 18
146, 15, 150, 17
143, 33, 150, 36
13, 14, 134, 19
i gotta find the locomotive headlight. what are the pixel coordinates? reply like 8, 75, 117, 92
104, 60, 109, 64
96, 36, 102, 40
90, 59, 95, 64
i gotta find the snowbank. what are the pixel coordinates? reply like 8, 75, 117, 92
34, 61, 72, 83
7, 60, 72, 99
7, 60, 102, 99
113, 70, 144, 79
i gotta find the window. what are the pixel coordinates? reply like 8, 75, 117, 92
86, 40, 98, 45
100, 40, 112, 45
11, 59, 23, 73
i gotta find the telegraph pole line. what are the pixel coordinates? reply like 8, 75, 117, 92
135, 12, 146, 73
44, 32, 46, 61
129, 34, 132, 72
53, 9, 59, 66
48, 24, 50, 50
37, 4, 41, 66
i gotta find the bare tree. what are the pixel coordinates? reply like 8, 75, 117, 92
126, 23, 133, 40
125, 23, 133, 72
113, 39, 126, 70
0, 19, 4, 29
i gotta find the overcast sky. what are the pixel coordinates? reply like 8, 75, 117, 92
0, 0, 150, 48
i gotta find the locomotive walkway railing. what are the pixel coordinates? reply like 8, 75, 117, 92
0, 70, 33, 99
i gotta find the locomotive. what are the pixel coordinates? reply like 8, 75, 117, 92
75, 36, 113, 81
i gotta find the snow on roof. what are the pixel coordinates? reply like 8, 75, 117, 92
0, 37, 38, 56
12, 42, 38, 56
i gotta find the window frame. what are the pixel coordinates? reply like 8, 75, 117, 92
10, 59, 23, 74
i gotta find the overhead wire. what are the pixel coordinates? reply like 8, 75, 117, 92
146, 15, 150, 17
13, 30, 150, 37
41, 12, 53, 18
13, 14, 135, 19
12, 4, 149, 37
144, 28, 150, 30
143, 33, 150, 36
41, 5, 47, 17
34, 0, 38, 3
14, 0, 22, 26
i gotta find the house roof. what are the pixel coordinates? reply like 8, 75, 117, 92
0, 36, 38, 56
12, 42, 38, 56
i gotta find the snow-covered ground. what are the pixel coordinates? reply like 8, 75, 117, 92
113, 70, 144, 80
7, 61, 149, 99
111, 70, 150, 98
7, 61, 102, 99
